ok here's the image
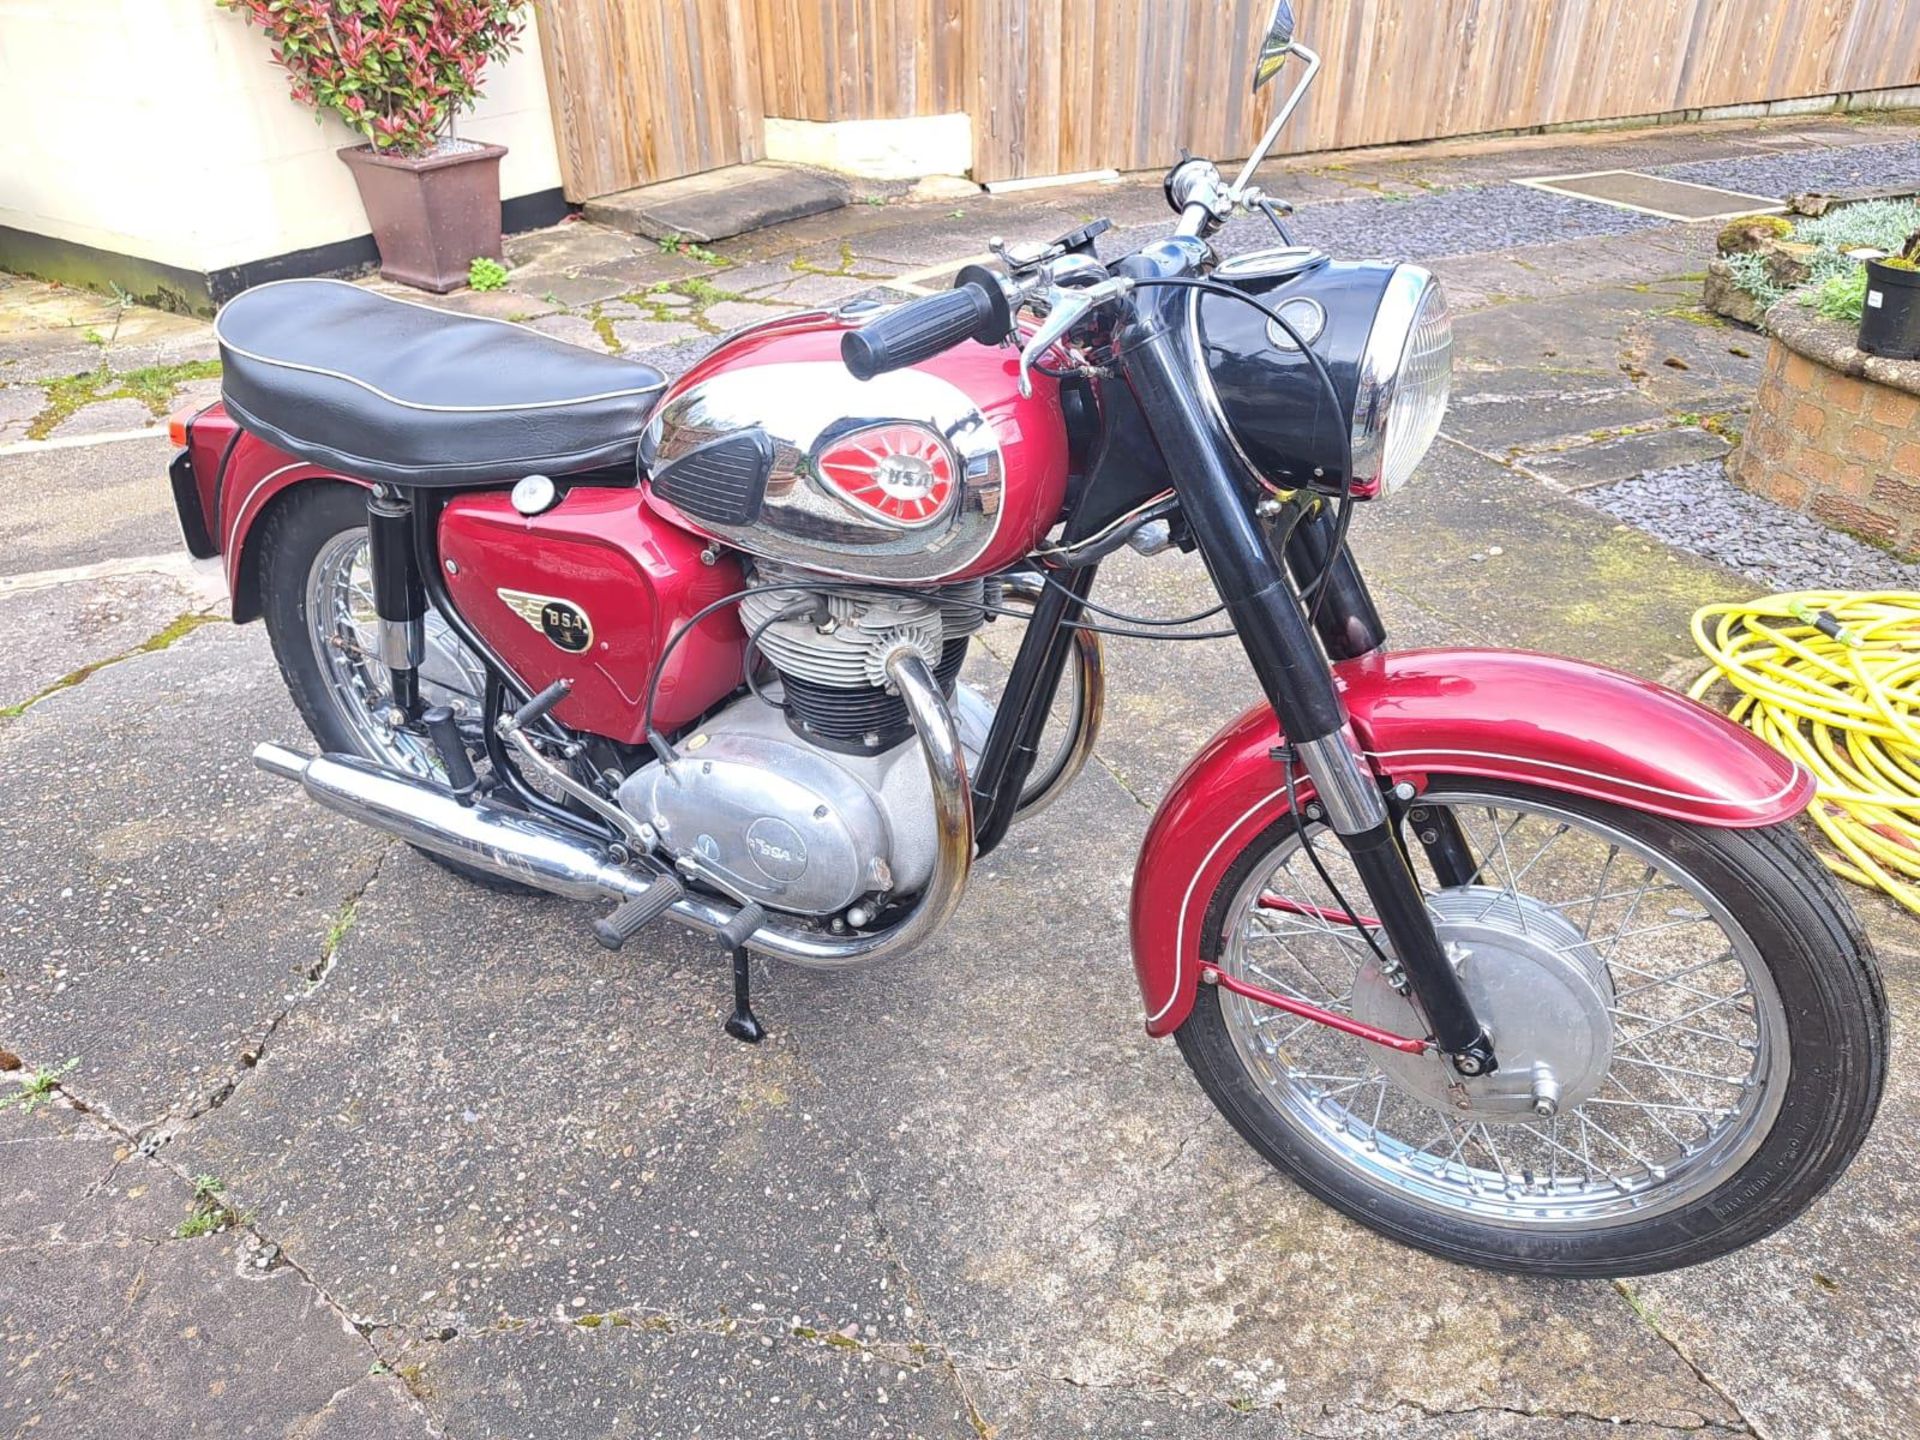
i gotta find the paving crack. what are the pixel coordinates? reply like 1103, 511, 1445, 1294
1615, 1277, 1773, 1440
151, 839, 397, 1140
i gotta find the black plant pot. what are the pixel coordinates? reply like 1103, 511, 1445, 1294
1859, 259, 1920, 361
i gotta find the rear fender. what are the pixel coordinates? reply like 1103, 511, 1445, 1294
1131, 648, 1813, 1036
191, 403, 364, 622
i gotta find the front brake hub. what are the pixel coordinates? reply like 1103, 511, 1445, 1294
1351, 888, 1615, 1122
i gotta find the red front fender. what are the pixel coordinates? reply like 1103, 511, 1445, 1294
1130, 648, 1813, 1036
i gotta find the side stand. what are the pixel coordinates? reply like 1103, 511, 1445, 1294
724, 946, 765, 1044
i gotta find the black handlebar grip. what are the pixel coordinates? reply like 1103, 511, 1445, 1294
842, 268, 1012, 380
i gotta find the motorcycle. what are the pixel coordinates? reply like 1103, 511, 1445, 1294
168, 3, 1885, 1276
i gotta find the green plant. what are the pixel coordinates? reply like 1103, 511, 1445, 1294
1725, 251, 1788, 309
174, 1174, 245, 1239
0, 1058, 77, 1113
218, 0, 529, 156
1879, 255, 1919, 272
468, 256, 509, 291
1794, 199, 1920, 254
655, 234, 724, 265
1808, 264, 1871, 323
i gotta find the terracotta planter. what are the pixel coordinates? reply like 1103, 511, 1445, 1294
339, 140, 507, 293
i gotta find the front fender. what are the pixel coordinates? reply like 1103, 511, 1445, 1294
1130, 648, 1812, 1036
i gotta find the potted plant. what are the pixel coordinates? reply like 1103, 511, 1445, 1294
1861, 235, 1920, 361
220, 0, 529, 293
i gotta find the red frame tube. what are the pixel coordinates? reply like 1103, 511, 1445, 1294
1200, 966, 1429, 1054
1257, 894, 1379, 928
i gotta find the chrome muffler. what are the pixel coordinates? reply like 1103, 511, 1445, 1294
251, 650, 972, 969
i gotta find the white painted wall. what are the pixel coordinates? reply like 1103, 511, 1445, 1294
0, 0, 564, 273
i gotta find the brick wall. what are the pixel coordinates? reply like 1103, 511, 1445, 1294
1734, 333, 1920, 558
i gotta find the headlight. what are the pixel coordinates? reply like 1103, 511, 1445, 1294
1350, 267, 1452, 494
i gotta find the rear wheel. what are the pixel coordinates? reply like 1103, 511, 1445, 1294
256, 483, 525, 890
1175, 778, 1887, 1275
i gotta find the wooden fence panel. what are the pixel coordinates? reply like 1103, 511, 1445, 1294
534, 0, 1920, 197
532, 0, 764, 199
969, 0, 1920, 182
756, 0, 965, 121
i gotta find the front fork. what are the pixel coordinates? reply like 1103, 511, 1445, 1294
1116, 293, 1497, 1077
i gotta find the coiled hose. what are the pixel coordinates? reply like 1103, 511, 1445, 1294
1692, 591, 1920, 913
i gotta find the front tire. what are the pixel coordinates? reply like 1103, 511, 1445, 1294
1175, 778, 1887, 1276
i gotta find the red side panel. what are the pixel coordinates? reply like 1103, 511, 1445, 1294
1130, 648, 1815, 1037
438, 488, 746, 740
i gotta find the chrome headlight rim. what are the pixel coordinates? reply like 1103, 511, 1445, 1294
1349, 265, 1452, 495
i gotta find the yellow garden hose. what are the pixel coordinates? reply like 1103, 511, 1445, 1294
1692, 591, 1920, 914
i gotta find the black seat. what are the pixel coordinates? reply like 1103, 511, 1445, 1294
214, 278, 667, 488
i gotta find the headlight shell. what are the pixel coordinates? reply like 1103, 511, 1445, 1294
1350, 267, 1453, 495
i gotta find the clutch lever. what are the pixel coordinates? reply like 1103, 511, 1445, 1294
1017, 277, 1132, 398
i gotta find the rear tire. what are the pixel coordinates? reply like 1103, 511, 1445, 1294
256, 482, 534, 893
1175, 778, 1887, 1276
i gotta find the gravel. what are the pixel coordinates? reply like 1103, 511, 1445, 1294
1582, 458, 1920, 593
1255, 182, 1669, 262
1654, 139, 1920, 201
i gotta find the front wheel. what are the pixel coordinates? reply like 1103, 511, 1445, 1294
1176, 778, 1887, 1276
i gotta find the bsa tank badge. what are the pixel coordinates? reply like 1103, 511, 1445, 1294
498, 589, 594, 653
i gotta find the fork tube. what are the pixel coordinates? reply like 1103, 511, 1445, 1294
1114, 304, 1496, 1075
1283, 502, 1385, 662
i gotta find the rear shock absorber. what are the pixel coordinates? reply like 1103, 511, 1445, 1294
366, 485, 426, 720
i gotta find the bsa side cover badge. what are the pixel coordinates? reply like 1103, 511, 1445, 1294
498, 589, 593, 653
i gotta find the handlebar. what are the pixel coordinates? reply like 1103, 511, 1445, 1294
841, 265, 1013, 380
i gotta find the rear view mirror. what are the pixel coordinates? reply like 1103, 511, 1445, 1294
1253, 1, 1297, 91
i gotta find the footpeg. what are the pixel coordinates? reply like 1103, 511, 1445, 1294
591, 875, 686, 951
420, 705, 478, 802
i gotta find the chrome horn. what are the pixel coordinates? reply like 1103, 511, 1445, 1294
253, 649, 973, 971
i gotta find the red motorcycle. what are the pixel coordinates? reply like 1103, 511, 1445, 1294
169, 5, 1884, 1275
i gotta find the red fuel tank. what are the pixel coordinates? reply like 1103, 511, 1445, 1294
438, 487, 747, 743
640, 313, 1071, 584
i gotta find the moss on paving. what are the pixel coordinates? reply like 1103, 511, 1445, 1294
0, 611, 218, 720
28, 358, 222, 440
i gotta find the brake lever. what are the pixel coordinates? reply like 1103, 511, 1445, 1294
1017, 277, 1131, 398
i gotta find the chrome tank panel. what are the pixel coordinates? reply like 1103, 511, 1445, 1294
643, 360, 1006, 582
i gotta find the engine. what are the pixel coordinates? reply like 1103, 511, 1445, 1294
617, 564, 993, 921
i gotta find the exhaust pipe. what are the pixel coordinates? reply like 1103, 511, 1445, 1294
251, 650, 973, 970
252, 743, 658, 904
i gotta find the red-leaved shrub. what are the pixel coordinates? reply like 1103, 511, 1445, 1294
219, 0, 528, 156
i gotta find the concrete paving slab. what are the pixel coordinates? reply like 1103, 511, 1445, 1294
0, 622, 389, 1129
178, 847, 926, 1337
393, 1320, 977, 1438
0, 1101, 411, 1440
0, 433, 182, 572
0, 569, 214, 713
1527, 425, 1732, 491
587, 163, 851, 244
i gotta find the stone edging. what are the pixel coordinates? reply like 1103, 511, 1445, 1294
1764, 299, 1920, 398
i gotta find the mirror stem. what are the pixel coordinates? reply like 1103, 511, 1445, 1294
1230, 43, 1323, 202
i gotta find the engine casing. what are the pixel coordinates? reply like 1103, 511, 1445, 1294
639, 312, 1070, 584
618, 685, 991, 916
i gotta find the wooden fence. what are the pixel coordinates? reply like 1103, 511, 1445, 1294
532, 0, 1920, 198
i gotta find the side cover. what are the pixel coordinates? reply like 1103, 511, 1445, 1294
1131, 648, 1815, 1036
438, 488, 747, 740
